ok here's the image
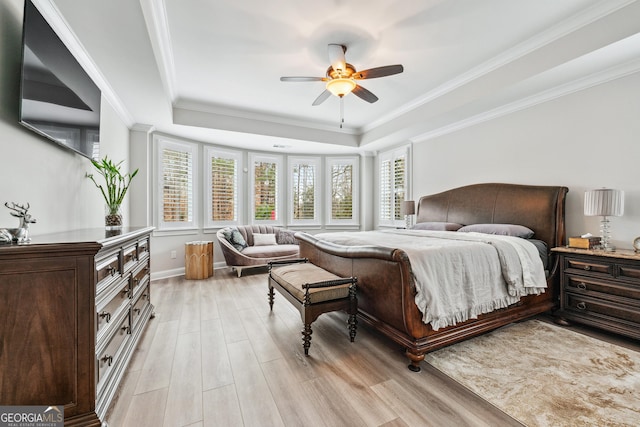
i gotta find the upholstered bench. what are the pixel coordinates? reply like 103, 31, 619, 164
268, 258, 357, 355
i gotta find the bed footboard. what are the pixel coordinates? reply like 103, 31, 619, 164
296, 231, 558, 372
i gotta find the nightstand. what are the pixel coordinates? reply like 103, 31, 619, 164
552, 246, 640, 340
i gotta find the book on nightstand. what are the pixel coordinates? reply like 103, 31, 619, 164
568, 236, 601, 249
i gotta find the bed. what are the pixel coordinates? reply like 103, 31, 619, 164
296, 182, 568, 371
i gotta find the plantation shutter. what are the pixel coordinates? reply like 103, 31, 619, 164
254, 160, 278, 221
162, 147, 193, 223
293, 163, 316, 220
331, 163, 353, 220
211, 156, 237, 222
380, 158, 392, 221
394, 156, 406, 220
379, 147, 408, 226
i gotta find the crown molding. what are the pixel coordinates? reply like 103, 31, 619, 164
410, 57, 640, 144
363, 0, 638, 134
139, 0, 176, 102
32, 0, 135, 127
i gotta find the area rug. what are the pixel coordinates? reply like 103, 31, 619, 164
424, 319, 640, 427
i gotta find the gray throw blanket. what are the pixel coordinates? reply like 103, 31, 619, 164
315, 230, 547, 330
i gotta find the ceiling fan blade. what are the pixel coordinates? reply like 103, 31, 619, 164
280, 76, 325, 82
328, 44, 347, 74
312, 90, 331, 106
352, 85, 379, 103
353, 64, 404, 80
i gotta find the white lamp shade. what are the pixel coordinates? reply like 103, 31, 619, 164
584, 188, 624, 217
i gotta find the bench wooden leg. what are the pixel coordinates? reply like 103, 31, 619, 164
268, 284, 274, 311
348, 314, 357, 342
302, 323, 312, 356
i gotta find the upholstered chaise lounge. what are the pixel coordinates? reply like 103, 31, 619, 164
217, 225, 300, 277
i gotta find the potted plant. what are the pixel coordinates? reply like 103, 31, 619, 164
86, 157, 138, 229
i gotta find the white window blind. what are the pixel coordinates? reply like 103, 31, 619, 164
293, 164, 315, 219
327, 157, 359, 226
252, 157, 279, 222
331, 163, 353, 220
380, 159, 392, 221
379, 146, 409, 227
289, 156, 320, 225
155, 137, 197, 230
209, 152, 238, 224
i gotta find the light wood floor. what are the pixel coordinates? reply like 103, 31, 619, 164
104, 268, 529, 427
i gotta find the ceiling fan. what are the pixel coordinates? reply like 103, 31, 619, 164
280, 44, 404, 127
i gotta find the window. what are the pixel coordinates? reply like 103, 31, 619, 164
289, 157, 320, 225
205, 147, 242, 228
249, 153, 283, 223
379, 146, 410, 227
326, 157, 359, 226
156, 137, 197, 230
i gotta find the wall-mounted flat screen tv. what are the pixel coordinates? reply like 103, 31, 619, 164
19, 0, 101, 160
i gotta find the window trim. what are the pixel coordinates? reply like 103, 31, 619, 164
326, 156, 360, 227
204, 146, 243, 229
154, 136, 198, 231
248, 152, 284, 225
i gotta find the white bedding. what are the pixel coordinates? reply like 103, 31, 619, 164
314, 229, 547, 330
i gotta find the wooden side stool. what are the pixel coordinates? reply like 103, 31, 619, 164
268, 258, 357, 356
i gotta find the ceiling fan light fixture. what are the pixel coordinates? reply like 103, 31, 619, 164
326, 78, 356, 97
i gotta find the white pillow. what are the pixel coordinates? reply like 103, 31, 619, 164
253, 233, 277, 246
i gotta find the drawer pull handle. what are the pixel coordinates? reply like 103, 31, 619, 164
121, 325, 130, 334
577, 282, 587, 290
101, 355, 113, 366
99, 311, 111, 322
133, 278, 139, 285
576, 302, 587, 310
143, 293, 149, 300
583, 265, 591, 271
106, 266, 116, 276
134, 308, 141, 315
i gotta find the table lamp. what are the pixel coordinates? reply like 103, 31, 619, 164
584, 188, 624, 251
401, 200, 415, 229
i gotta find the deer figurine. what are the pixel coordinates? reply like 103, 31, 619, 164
1, 202, 37, 243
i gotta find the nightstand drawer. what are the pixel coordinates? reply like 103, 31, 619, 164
619, 264, 640, 282
565, 293, 640, 324
565, 257, 613, 276
566, 275, 640, 300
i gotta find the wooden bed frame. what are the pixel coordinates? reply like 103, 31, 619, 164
296, 183, 568, 371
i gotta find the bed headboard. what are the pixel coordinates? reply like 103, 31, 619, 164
416, 183, 568, 249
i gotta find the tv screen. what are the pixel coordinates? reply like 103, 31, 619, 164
19, 0, 101, 160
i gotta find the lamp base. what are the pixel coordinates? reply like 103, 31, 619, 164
599, 216, 615, 252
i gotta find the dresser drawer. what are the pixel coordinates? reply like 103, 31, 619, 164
565, 274, 640, 301
96, 250, 121, 294
96, 314, 130, 392
96, 280, 130, 339
137, 237, 150, 261
565, 293, 640, 325
131, 284, 151, 330
122, 243, 138, 274
565, 257, 613, 276
131, 261, 150, 297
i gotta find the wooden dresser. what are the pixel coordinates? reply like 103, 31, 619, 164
0, 227, 154, 426
552, 246, 640, 340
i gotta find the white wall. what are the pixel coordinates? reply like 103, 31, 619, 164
0, 0, 131, 236
412, 72, 640, 250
